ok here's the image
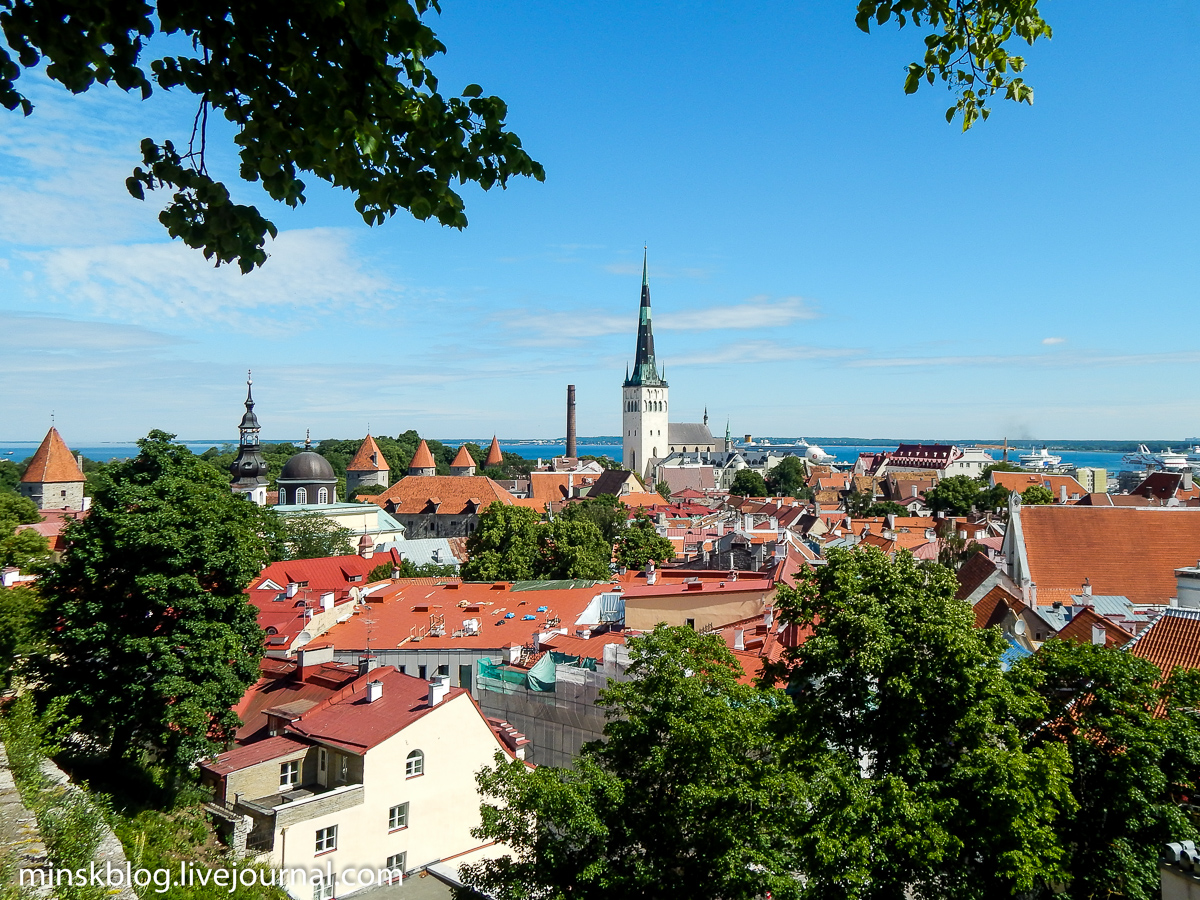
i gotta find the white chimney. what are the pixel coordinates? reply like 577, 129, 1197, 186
646, 561, 657, 585
366, 680, 384, 703
1091, 624, 1106, 646
1082, 579, 1092, 597
910, 484, 917, 498
321, 591, 334, 611
391, 566, 401, 579
764, 608, 774, 629
769, 516, 778, 530
507, 644, 522, 664
734, 628, 745, 651
1059, 485, 1068, 504
1185, 472, 1194, 491
428, 674, 450, 706
287, 582, 298, 598
744, 513, 754, 531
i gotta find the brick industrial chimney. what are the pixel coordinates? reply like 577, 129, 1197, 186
566, 384, 577, 458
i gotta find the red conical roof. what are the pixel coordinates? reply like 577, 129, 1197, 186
409, 439, 436, 471
451, 445, 475, 469
484, 435, 503, 467
347, 434, 389, 472
21, 427, 85, 484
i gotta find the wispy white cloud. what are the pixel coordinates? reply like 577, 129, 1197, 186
659, 295, 818, 331
670, 341, 854, 367
32, 228, 397, 327
849, 350, 1200, 369
1042, 337, 1066, 345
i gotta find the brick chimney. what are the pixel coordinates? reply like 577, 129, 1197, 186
566, 384, 577, 459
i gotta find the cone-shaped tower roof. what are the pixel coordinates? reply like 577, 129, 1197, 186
409, 439, 436, 472
21, 427, 84, 484
450, 445, 475, 469
485, 435, 504, 467
348, 434, 389, 472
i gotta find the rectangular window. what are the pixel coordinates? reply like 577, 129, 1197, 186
338, 756, 349, 785
384, 853, 406, 884
685, 618, 695, 629
417, 665, 427, 680
280, 760, 299, 788
315, 825, 337, 853
459, 664, 472, 693
388, 802, 409, 831
319, 748, 326, 772
437, 664, 449, 676
312, 874, 334, 900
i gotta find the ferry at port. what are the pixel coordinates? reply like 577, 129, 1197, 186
1123, 444, 1191, 471
739, 437, 838, 464
1018, 446, 1061, 469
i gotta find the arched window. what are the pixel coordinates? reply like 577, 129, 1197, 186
317, 487, 329, 504
295, 487, 307, 504
406, 749, 424, 778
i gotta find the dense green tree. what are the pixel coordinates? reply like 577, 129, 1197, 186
350, 483, 387, 500
613, 514, 674, 571
462, 503, 542, 582
538, 518, 611, 581
981, 461, 1023, 478
579, 455, 621, 471
1, 0, 543, 271
461, 626, 804, 900
770, 547, 1072, 899
34, 431, 279, 772
765, 455, 808, 497
0, 584, 42, 688
0, 490, 40, 531
0, 527, 51, 570
728, 468, 768, 497
1021, 484, 1055, 505
654, 480, 671, 500
864, 500, 907, 517
1018, 640, 1200, 900
367, 558, 457, 581
280, 511, 353, 559
0, 460, 23, 492
560, 494, 625, 544
925, 473, 985, 515
843, 490, 875, 517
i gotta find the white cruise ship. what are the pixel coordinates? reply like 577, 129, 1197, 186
1019, 446, 1061, 469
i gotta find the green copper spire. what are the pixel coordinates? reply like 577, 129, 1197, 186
624, 247, 666, 388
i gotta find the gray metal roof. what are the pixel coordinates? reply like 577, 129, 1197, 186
668, 423, 715, 445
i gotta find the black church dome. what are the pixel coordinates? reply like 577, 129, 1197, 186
279, 450, 336, 482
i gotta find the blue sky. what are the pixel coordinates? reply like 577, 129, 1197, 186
3, 1, 1200, 443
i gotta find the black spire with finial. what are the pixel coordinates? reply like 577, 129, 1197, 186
230, 370, 269, 488
624, 246, 666, 387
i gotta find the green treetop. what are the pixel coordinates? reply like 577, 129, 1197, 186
613, 513, 674, 571
1021, 484, 1055, 505
729, 468, 768, 497
34, 430, 281, 773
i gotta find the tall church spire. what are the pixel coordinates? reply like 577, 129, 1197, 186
624, 247, 666, 387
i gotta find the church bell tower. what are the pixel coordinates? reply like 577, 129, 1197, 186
230, 371, 270, 506
621, 249, 668, 480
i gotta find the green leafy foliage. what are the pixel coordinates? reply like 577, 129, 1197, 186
366, 558, 457, 581
578, 454, 622, 471
0, 584, 42, 687
279, 511, 353, 559
925, 473, 1008, 515
771, 547, 1072, 898
0, 488, 50, 571
980, 460, 1023, 477
462, 502, 611, 582
0, 459, 23, 492
34, 431, 279, 773
864, 500, 907, 516
2, 0, 543, 272
728, 468, 767, 497
1018, 641, 1200, 900
855, 0, 1052, 129
765, 455, 809, 497
461, 626, 804, 900
0, 490, 39, 531
1021, 484, 1055, 504
613, 513, 674, 570
559, 494, 626, 544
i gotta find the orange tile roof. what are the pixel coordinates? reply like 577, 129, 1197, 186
371, 475, 517, 515
973, 585, 1020, 629
1124, 608, 1200, 673
1018, 506, 1200, 605
992, 471, 1085, 500
955, 552, 999, 600
347, 434, 389, 472
485, 436, 504, 467
1053, 606, 1133, 649
529, 472, 597, 504
20, 427, 84, 484
409, 439, 436, 470
541, 630, 626, 660
451, 445, 475, 468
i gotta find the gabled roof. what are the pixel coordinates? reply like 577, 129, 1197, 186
589, 469, 654, 498
1124, 607, 1200, 673
450, 445, 475, 469
202, 735, 312, 775
1053, 606, 1132, 649
955, 552, 999, 600
347, 434, 389, 472
972, 584, 1025, 629
485, 436, 504, 467
1131, 471, 1200, 503
234, 657, 362, 742
372, 476, 517, 516
409, 439, 436, 470
20, 427, 84, 484
991, 471, 1085, 501
668, 423, 715, 445
1016, 506, 1200, 605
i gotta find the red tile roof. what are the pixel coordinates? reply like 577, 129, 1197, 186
371, 475, 517, 515
203, 734, 312, 775
956, 552, 999, 600
287, 666, 466, 753
234, 658, 362, 742
1018, 506, 1200, 605
972, 584, 1023, 629
541, 631, 626, 660
451, 445, 475, 469
1053, 606, 1132, 649
1124, 607, 1200, 674
347, 434, 389, 472
409, 439, 436, 470
992, 471, 1086, 501
485, 436, 504, 468
20, 427, 84, 484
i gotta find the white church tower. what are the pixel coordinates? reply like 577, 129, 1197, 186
622, 250, 669, 480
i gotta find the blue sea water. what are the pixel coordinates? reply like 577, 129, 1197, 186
0, 439, 1141, 471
